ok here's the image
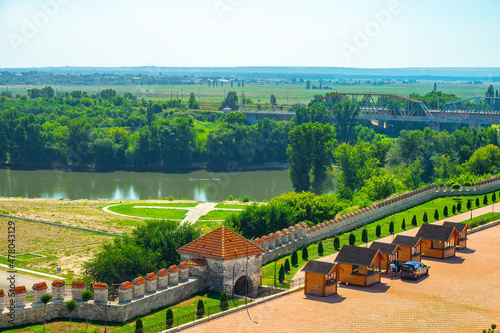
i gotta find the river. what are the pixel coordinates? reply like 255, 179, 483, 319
0, 168, 293, 202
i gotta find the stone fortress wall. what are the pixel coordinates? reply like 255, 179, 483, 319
2, 177, 499, 329
255, 177, 500, 265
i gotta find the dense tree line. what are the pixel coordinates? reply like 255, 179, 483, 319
83, 220, 199, 284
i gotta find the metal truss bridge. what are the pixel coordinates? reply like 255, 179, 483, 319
314, 93, 500, 126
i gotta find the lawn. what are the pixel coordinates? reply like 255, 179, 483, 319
3, 291, 246, 333
262, 192, 500, 287
214, 203, 249, 209
199, 210, 240, 221
106, 204, 189, 220
193, 220, 224, 234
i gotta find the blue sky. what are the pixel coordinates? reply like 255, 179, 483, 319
1, 0, 499, 68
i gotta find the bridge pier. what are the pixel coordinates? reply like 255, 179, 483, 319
468, 123, 482, 130
428, 122, 440, 132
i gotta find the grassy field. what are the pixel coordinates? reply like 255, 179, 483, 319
199, 210, 241, 221
4, 291, 246, 333
214, 203, 251, 209
3, 82, 491, 106
192, 220, 224, 234
261, 192, 499, 286
107, 204, 189, 219
0, 216, 111, 276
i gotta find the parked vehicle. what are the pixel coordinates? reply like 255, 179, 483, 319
400, 261, 430, 280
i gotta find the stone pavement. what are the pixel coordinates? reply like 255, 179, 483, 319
182, 221, 500, 332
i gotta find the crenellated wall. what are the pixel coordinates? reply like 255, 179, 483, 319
0, 260, 207, 329
258, 177, 500, 264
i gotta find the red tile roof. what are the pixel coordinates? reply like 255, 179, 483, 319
0, 290, 4, 297
255, 238, 263, 244
177, 226, 265, 260
179, 262, 190, 269
146, 273, 158, 280
168, 265, 180, 272
72, 281, 86, 289
157, 269, 169, 276
15, 286, 27, 294
188, 259, 207, 266
93, 283, 108, 290
52, 280, 65, 287
133, 277, 146, 285
262, 236, 270, 242
119, 281, 133, 290
32, 282, 48, 291
270, 233, 277, 239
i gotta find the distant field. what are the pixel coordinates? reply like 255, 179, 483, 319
199, 209, 240, 221
2, 82, 492, 106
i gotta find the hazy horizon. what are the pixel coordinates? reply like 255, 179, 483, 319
1, 0, 499, 69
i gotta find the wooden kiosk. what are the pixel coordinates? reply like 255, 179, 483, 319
442, 222, 471, 249
416, 223, 461, 259
303, 260, 340, 297
335, 245, 385, 286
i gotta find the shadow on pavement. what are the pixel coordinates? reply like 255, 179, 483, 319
399, 274, 430, 284
303, 293, 347, 304
423, 256, 465, 264
338, 282, 390, 293
457, 248, 476, 254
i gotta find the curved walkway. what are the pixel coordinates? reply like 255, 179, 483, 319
103, 203, 243, 224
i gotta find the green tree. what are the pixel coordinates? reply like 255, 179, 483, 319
458, 202, 462, 211
376, 224, 381, 237
291, 250, 298, 266
389, 221, 395, 234
81, 289, 94, 332
284, 258, 291, 272
166, 309, 174, 328
65, 299, 78, 333
278, 264, 285, 283
270, 94, 277, 105
302, 247, 309, 261
401, 219, 406, 230
349, 233, 356, 245
466, 145, 500, 175
332, 101, 360, 144
40, 294, 53, 333
219, 292, 228, 311
333, 236, 340, 250
412, 215, 417, 226
219, 91, 238, 110
492, 192, 497, 203
318, 241, 324, 256
434, 209, 439, 220
443, 206, 448, 217
135, 319, 143, 333
196, 299, 205, 318
361, 228, 368, 243
423, 212, 428, 223
476, 197, 480, 207
483, 195, 488, 206
188, 93, 200, 109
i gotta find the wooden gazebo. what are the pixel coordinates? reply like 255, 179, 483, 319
416, 224, 461, 259
335, 245, 385, 286
442, 222, 471, 249
303, 260, 340, 297
391, 235, 424, 262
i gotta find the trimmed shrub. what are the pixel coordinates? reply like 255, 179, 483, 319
219, 292, 228, 311
434, 209, 439, 220
317, 241, 324, 256
349, 233, 356, 245
196, 299, 205, 318
361, 229, 368, 243
483, 195, 488, 206
333, 237, 340, 250
423, 212, 428, 223
389, 221, 394, 234
166, 309, 174, 328
242, 196, 250, 202
412, 215, 417, 226
135, 319, 143, 333
492, 192, 497, 203
401, 218, 406, 230
476, 197, 480, 207
452, 183, 460, 190
467, 200, 471, 210
443, 206, 448, 217
291, 250, 298, 266
452, 205, 456, 215
301, 247, 309, 261
278, 265, 285, 283
284, 258, 291, 272
376, 224, 381, 237
458, 202, 462, 211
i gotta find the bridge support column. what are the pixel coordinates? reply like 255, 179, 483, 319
428, 122, 440, 132
468, 123, 481, 130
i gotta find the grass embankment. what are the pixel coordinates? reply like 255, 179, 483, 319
199, 209, 241, 221
106, 203, 190, 219
262, 193, 499, 286
4, 291, 244, 333
214, 203, 250, 209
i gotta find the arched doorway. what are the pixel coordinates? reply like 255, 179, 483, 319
233, 276, 253, 296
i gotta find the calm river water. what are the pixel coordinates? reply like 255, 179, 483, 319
0, 168, 293, 202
